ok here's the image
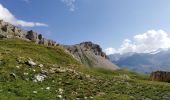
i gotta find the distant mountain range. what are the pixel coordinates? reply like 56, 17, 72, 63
108, 49, 170, 74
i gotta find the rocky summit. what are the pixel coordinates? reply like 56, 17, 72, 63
0, 20, 57, 46
63, 42, 119, 70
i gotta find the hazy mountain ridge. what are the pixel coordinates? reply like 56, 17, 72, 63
109, 49, 170, 73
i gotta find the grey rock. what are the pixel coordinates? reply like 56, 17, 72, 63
26, 30, 38, 42
26, 59, 36, 66
33, 74, 47, 82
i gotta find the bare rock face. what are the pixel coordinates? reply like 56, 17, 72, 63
150, 71, 170, 82
63, 42, 119, 70
0, 20, 57, 46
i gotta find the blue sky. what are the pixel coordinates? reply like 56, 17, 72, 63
1, 0, 170, 54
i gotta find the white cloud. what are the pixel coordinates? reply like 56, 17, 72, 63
0, 4, 47, 27
105, 29, 170, 55
61, 0, 76, 11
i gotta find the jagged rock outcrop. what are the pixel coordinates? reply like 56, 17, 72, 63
0, 20, 57, 46
63, 42, 119, 70
150, 71, 170, 82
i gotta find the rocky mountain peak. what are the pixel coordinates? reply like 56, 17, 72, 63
78, 41, 108, 59
63, 42, 119, 70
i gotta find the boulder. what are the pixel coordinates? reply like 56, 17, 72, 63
26, 30, 38, 42
26, 59, 36, 66
33, 74, 47, 82
150, 71, 170, 82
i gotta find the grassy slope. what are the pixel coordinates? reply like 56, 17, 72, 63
0, 39, 170, 100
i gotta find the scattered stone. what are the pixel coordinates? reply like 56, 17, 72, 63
58, 88, 63, 94
26, 59, 36, 66
33, 74, 47, 82
39, 64, 43, 68
33, 91, 37, 94
41, 70, 48, 75
89, 96, 93, 99
57, 95, 62, 99
17, 57, 26, 64
46, 87, 50, 90
16, 66, 20, 69
10, 73, 16, 79
85, 74, 90, 78
24, 72, 28, 75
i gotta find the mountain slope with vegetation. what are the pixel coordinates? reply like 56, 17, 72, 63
0, 20, 170, 100
0, 39, 170, 100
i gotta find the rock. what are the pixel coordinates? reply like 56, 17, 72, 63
16, 66, 20, 69
150, 71, 170, 82
57, 95, 62, 99
58, 88, 63, 94
39, 64, 43, 68
33, 91, 37, 94
56, 68, 66, 73
10, 73, 16, 79
26, 30, 38, 42
33, 74, 47, 82
46, 87, 50, 90
26, 59, 36, 66
17, 57, 26, 64
24, 72, 28, 75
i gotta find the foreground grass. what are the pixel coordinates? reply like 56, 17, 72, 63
0, 39, 170, 100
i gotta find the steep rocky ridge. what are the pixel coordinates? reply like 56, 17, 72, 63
63, 42, 119, 70
0, 20, 57, 46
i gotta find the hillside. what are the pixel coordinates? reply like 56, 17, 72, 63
109, 50, 170, 74
0, 20, 118, 70
0, 20, 170, 100
0, 39, 170, 100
